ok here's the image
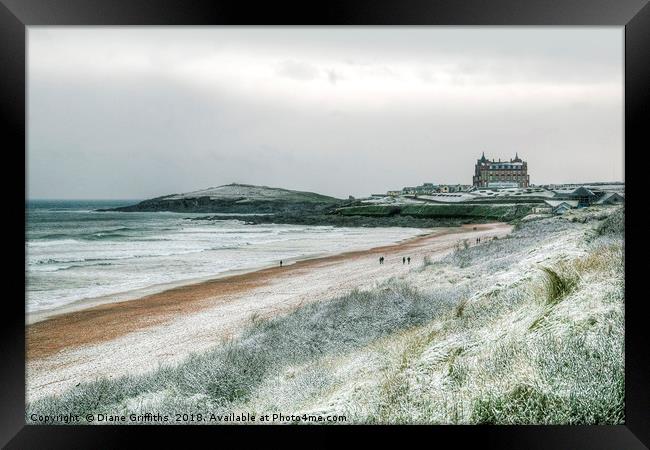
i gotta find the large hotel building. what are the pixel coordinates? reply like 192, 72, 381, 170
473, 152, 530, 188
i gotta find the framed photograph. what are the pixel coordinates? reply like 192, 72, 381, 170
2, 0, 648, 446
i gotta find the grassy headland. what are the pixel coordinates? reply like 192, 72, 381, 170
104, 183, 344, 214
337, 203, 536, 221
102, 183, 537, 227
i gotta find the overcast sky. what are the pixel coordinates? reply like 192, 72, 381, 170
28, 27, 623, 199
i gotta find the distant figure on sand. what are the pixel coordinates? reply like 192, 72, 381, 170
379, 256, 384, 265
403, 257, 406, 264
407, 257, 411, 265
280, 260, 283, 267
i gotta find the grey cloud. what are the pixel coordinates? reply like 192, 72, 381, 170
326, 69, 343, 85
27, 27, 623, 199
276, 59, 320, 81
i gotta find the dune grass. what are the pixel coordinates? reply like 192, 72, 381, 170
540, 266, 578, 305
28, 283, 465, 423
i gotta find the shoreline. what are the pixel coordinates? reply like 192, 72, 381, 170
26, 227, 431, 325
26, 223, 506, 362
27, 256, 315, 325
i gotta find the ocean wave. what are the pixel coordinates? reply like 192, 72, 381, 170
207, 243, 252, 250
31, 254, 159, 265
31, 262, 115, 272
29, 246, 235, 266
135, 238, 173, 242
35, 233, 76, 240
211, 229, 272, 234
32, 256, 126, 265
27, 238, 82, 247
85, 232, 132, 240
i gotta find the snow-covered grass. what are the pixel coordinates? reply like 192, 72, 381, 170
27, 206, 624, 424
164, 183, 340, 203
27, 283, 465, 422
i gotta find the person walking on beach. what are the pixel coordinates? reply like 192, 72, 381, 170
407, 257, 411, 265
403, 257, 406, 265
280, 260, 283, 267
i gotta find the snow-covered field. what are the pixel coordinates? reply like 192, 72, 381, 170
27, 206, 624, 424
239, 209, 624, 424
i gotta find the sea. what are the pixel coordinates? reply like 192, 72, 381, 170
26, 200, 426, 316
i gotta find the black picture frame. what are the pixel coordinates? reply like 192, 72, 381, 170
2, 0, 648, 447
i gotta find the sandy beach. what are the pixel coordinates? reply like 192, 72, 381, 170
27, 222, 511, 402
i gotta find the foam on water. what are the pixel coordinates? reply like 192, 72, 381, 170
26, 200, 427, 314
